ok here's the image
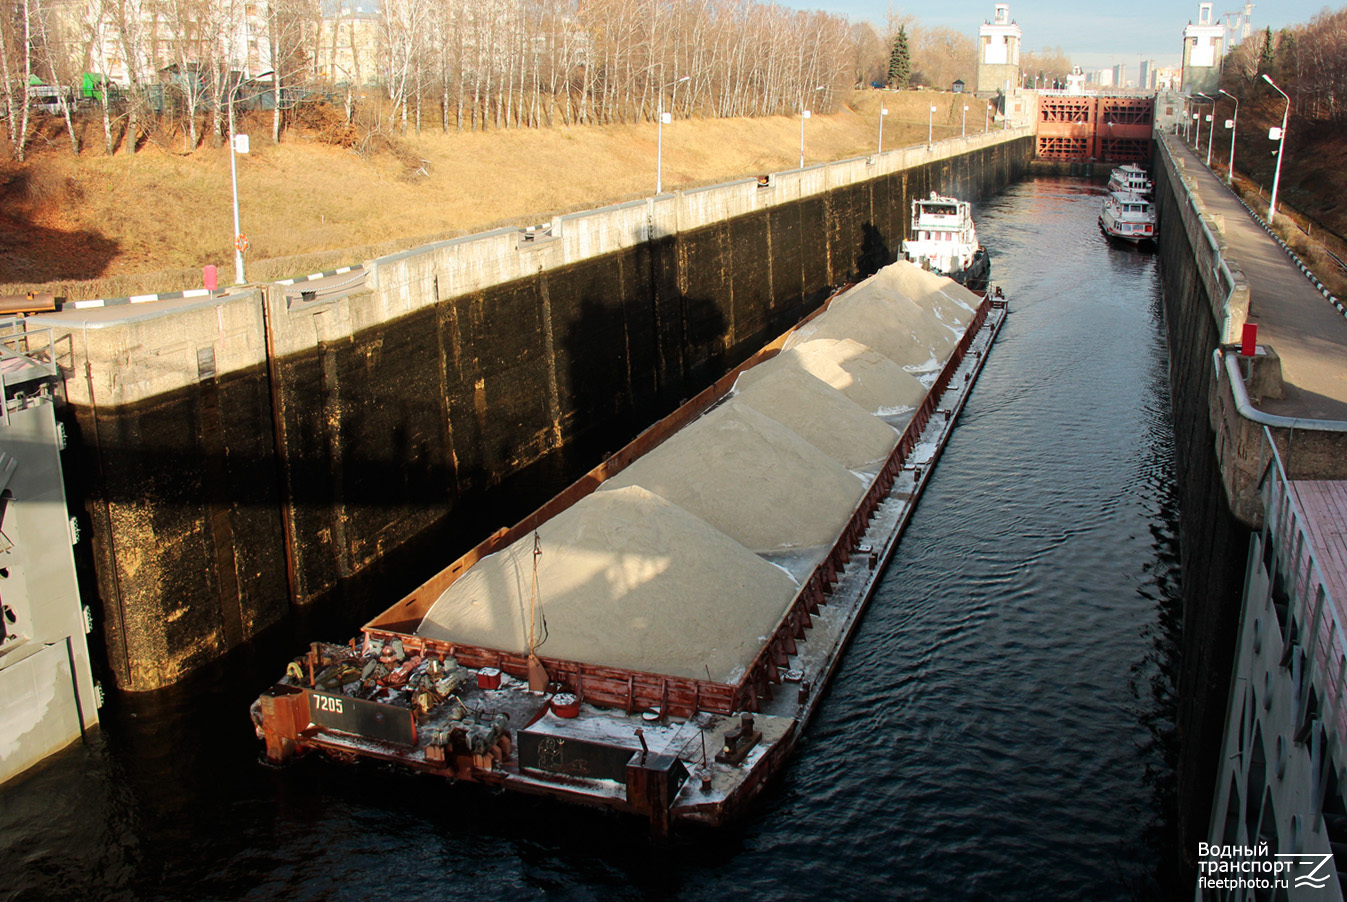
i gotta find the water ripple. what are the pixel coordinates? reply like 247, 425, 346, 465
1, 176, 1182, 902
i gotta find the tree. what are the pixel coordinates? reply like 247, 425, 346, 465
267, 0, 317, 143
1256, 25, 1275, 81
1020, 46, 1072, 87
848, 21, 885, 89
1274, 27, 1296, 83
887, 25, 909, 88
909, 24, 975, 89
113, 0, 150, 155
0, 0, 27, 154
160, 0, 223, 151
31, 0, 82, 154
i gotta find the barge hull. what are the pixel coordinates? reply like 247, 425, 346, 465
253, 282, 1007, 831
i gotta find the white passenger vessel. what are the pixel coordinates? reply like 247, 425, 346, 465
900, 192, 991, 294
1106, 163, 1152, 197
1099, 191, 1157, 244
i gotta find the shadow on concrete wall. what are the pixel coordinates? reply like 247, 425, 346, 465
857, 223, 893, 280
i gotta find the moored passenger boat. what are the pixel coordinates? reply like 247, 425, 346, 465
1100, 191, 1157, 244
900, 192, 991, 295
1107, 163, 1152, 196
251, 261, 1007, 834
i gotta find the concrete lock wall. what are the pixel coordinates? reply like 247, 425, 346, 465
50, 130, 1034, 692
53, 294, 291, 692
1152, 137, 1262, 871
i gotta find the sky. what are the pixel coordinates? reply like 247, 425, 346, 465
777, 0, 1334, 71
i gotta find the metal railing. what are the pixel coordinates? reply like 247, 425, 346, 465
1260, 425, 1347, 766
0, 318, 59, 427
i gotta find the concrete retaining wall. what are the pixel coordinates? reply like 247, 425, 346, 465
1155, 139, 1250, 346
1152, 136, 1265, 881
44, 130, 1034, 692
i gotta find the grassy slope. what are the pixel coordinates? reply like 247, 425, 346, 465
1220, 97, 1346, 238
1201, 92, 1347, 296
0, 90, 995, 300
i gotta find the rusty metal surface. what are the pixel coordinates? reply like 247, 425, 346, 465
1036, 95, 1154, 163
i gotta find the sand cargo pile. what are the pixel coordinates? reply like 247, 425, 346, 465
252, 261, 1007, 832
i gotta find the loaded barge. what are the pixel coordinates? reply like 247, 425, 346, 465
252, 261, 1007, 834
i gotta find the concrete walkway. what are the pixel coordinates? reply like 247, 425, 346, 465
1171, 137, 1347, 421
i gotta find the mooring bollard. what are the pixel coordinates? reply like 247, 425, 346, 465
1241, 323, 1257, 356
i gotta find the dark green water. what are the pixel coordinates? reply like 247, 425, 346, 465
2, 176, 1183, 901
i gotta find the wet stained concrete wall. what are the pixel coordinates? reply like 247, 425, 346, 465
52, 136, 1034, 692
1152, 144, 1252, 873
56, 301, 293, 695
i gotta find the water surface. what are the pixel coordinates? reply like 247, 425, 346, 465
3, 176, 1182, 901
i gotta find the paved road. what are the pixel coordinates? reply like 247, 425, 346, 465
1170, 136, 1347, 421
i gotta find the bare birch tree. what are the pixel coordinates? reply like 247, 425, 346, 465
267, 0, 316, 142
31, 0, 84, 153
112, 0, 151, 154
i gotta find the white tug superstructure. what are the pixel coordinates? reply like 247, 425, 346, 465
900, 193, 991, 294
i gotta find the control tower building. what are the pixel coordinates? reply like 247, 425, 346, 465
976, 4, 1022, 94
1181, 3, 1225, 94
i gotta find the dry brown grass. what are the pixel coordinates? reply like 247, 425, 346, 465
0, 90, 993, 300
1229, 174, 1347, 301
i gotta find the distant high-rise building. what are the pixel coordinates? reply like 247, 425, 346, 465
1182, 2, 1225, 94
1112, 64, 1128, 88
976, 4, 1022, 94
1140, 59, 1155, 90
1098, 68, 1115, 88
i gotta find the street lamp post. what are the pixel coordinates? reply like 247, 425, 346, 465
1218, 88, 1239, 186
928, 104, 936, 146
962, 104, 968, 138
799, 85, 824, 169
878, 105, 888, 154
1193, 93, 1216, 167
227, 87, 247, 285
1262, 74, 1290, 224
656, 75, 689, 195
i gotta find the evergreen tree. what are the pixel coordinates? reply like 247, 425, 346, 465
1257, 26, 1276, 80
888, 27, 911, 89
1274, 28, 1296, 82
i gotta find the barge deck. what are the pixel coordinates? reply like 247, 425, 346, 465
252, 264, 1007, 833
